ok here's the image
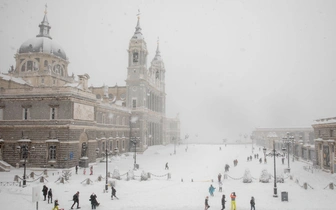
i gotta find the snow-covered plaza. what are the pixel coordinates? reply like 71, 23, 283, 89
0, 144, 335, 210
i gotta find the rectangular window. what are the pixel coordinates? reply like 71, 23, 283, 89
50, 107, 57, 120
117, 141, 119, 148
0, 108, 3, 120
23, 108, 29, 120
49, 145, 56, 160
122, 140, 125, 149
132, 99, 137, 108
330, 129, 333, 137
41, 78, 44, 84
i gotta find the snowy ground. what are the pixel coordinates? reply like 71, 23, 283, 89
0, 144, 335, 210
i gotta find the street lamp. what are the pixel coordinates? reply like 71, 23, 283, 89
17, 145, 34, 187
105, 147, 109, 191
263, 140, 285, 197
282, 132, 295, 173
172, 137, 176, 154
131, 137, 139, 170
250, 135, 254, 154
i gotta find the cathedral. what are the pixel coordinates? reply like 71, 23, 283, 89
0, 8, 180, 169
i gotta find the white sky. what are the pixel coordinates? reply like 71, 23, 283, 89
0, 144, 335, 210
1, 0, 336, 141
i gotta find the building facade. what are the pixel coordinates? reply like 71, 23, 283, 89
0, 9, 180, 169
312, 117, 336, 174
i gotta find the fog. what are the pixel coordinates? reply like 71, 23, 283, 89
1, 0, 336, 142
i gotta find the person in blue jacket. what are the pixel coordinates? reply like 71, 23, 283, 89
209, 184, 216, 196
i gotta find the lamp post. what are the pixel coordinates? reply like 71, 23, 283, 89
172, 137, 176, 154
105, 147, 108, 191
17, 145, 34, 187
250, 135, 254, 154
131, 137, 138, 170
282, 132, 294, 173
263, 140, 285, 197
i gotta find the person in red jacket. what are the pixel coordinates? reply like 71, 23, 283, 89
230, 192, 236, 210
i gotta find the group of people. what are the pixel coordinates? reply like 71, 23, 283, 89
205, 192, 255, 210
42, 185, 53, 204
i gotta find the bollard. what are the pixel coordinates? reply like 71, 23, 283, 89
167, 173, 171, 180
30, 172, 34, 179
98, 176, 102, 181
147, 173, 151, 179
181, 178, 183, 182
290, 175, 293, 180
60, 177, 64, 184
14, 175, 19, 182
303, 182, 307, 189
329, 182, 334, 190
86, 178, 91, 184
191, 179, 193, 182
40, 176, 44, 183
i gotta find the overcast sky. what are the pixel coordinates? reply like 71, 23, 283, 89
1, 0, 336, 142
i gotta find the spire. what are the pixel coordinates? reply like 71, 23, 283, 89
132, 10, 143, 39
36, 4, 52, 39
153, 37, 162, 61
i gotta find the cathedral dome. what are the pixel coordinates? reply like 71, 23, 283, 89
19, 37, 67, 60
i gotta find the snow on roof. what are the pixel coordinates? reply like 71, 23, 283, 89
0, 73, 30, 85
313, 117, 336, 125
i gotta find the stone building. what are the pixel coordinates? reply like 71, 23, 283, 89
0, 9, 180, 169
312, 117, 336, 174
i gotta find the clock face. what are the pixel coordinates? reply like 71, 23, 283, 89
133, 52, 139, 62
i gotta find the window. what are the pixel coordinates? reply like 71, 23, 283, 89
102, 114, 106, 124
117, 141, 119, 148
116, 116, 119, 125
0, 108, 3, 120
53, 80, 56, 85
23, 108, 29, 120
50, 107, 57, 120
330, 129, 333, 137
49, 145, 56, 160
41, 78, 44, 84
44, 60, 48, 67
122, 140, 125, 149
132, 99, 137, 108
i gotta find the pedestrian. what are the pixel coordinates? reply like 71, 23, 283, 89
90, 166, 93, 175
204, 196, 210, 210
250, 196, 255, 210
219, 181, 223, 192
209, 184, 216, 196
221, 194, 226, 210
230, 192, 236, 210
75, 165, 78, 174
90, 193, 99, 209
259, 158, 262, 164
52, 199, 62, 210
165, 162, 169, 170
111, 186, 119, 200
83, 168, 86, 175
71, 191, 80, 209
48, 188, 53, 204
218, 173, 222, 182
42, 185, 48, 201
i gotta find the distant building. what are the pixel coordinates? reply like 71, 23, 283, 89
312, 117, 336, 174
0, 8, 179, 169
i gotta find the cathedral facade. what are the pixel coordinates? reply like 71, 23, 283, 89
0, 9, 180, 169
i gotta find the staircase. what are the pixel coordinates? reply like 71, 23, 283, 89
0, 160, 11, 172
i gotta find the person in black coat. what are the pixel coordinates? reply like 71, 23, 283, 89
250, 196, 255, 210
221, 194, 226, 210
90, 193, 99, 209
111, 186, 119, 200
204, 196, 210, 210
71, 191, 80, 209
47, 188, 53, 203
42, 185, 48, 201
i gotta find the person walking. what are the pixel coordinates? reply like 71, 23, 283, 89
42, 185, 48, 201
221, 194, 226, 210
111, 186, 119, 200
48, 188, 53, 204
250, 196, 255, 210
204, 196, 210, 210
90, 193, 99, 209
52, 199, 62, 210
165, 162, 169, 170
75, 165, 78, 174
218, 173, 222, 182
230, 192, 236, 210
90, 166, 93, 175
209, 184, 216, 196
71, 191, 80, 209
